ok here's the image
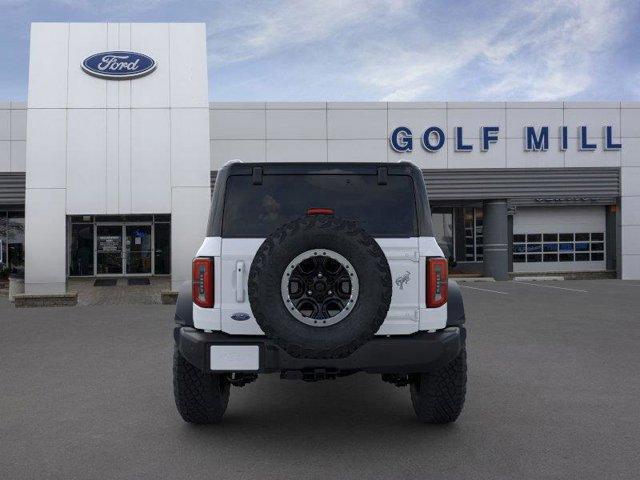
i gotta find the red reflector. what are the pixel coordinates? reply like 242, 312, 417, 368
306, 208, 334, 216
426, 257, 448, 308
192, 257, 214, 308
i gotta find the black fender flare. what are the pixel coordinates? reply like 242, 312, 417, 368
446, 279, 465, 326
174, 281, 194, 328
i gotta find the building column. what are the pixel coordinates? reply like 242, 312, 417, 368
24, 188, 67, 294
483, 200, 509, 280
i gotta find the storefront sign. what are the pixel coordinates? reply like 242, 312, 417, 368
82, 51, 156, 79
98, 235, 121, 252
390, 126, 622, 153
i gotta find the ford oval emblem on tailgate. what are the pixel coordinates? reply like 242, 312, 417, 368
231, 312, 251, 321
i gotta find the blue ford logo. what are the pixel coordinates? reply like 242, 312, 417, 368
82, 51, 156, 80
231, 312, 251, 321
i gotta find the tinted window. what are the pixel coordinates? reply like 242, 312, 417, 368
222, 174, 418, 237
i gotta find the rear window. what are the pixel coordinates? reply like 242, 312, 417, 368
222, 174, 418, 237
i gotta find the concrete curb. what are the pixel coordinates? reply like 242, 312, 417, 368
454, 277, 496, 283
161, 291, 178, 305
14, 292, 78, 308
514, 276, 565, 282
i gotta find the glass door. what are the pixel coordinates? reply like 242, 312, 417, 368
96, 225, 123, 275
125, 225, 152, 275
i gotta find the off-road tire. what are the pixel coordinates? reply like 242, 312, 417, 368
248, 215, 392, 359
410, 347, 467, 423
173, 346, 230, 424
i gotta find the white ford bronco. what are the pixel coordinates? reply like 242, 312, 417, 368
173, 162, 467, 424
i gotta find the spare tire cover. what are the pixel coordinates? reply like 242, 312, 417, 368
248, 215, 392, 359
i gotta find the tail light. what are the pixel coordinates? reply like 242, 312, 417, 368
426, 257, 448, 308
307, 207, 334, 216
192, 257, 214, 308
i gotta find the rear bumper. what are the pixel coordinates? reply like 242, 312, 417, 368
175, 326, 465, 375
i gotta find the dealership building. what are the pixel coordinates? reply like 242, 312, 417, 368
1, 22, 640, 296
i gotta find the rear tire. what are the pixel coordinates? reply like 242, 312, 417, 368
173, 346, 230, 424
410, 347, 467, 424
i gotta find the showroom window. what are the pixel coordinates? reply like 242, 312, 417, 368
68, 215, 171, 277
0, 210, 25, 276
463, 208, 483, 262
431, 208, 454, 262
513, 232, 605, 263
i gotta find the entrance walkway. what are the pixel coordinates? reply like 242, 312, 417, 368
68, 277, 171, 306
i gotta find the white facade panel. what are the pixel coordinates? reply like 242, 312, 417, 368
266, 109, 326, 139
564, 106, 620, 138
447, 107, 506, 138
169, 23, 209, 108
506, 138, 564, 168
621, 108, 640, 138
506, 108, 563, 138
11, 141, 26, 172
117, 23, 132, 109
0, 141, 9, 171
621, 166, 640, 196
171, 186, 211, 290
621, 138, 640, 167
117, 109, 132, 213
171, 108, 211, 187
27, 23, 68, 108
0, 109, 10, 140
446, 137, 506, 169
621, 196, 640, 226
25, 109, 67, 189
105, 109, 119, 213
387, 146, 429, 168
328, 139, 387, 163
130, 23, 171, 108
10, 109, 27, 141
621, 254, 640, 279
66, 109, 107, 214
387, 108, 447, 139
327, 109, 387, 139
67, 23, 108, 109
130, 108, 171, 212
106, 23, 119, 108
211, 139, 265, 169
266, 140, 327, 162
210, 109, 265, 140
564, 144, 620, 168
25, 188, 66, 294
621, 225, 640, 255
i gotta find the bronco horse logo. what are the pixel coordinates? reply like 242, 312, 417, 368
395, 271, 411, 290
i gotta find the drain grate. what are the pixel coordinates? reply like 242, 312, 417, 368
94, 278, 118, 287
128, 278, 150, 286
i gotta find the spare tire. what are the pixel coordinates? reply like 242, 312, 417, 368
248, 215, 392, 359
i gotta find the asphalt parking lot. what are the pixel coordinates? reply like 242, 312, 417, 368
1, 279, 639, 480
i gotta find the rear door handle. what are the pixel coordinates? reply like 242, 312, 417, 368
236, 261, 245, 302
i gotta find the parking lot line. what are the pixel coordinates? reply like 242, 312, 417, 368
514, 281, 588, 293
459, 285, 509, 295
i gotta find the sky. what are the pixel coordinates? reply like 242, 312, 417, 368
1, 0, 639, 102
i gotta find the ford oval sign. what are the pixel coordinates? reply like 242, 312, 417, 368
82, 51, 156, 80
231, 312, 251, 322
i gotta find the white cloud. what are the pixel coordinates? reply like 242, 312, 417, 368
208, 0, 412, 66
357, 0, 627, 101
